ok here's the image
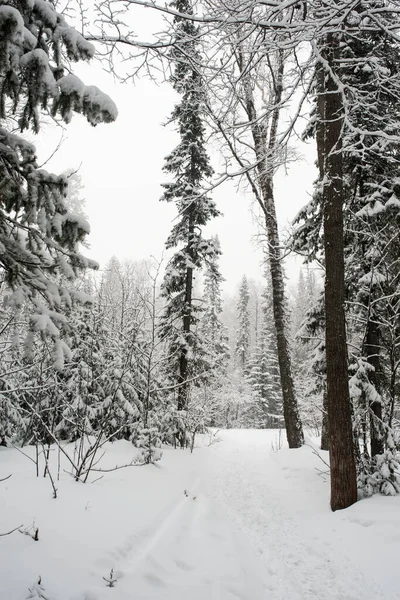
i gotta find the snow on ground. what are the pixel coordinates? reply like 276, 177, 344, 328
1, 429, 400, 599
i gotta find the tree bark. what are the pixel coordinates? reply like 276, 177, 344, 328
321, 386, 329, 451
317, 62, 330, 455
177, 263, 193, 413
260, 177, 304, 448
319, 34, 357, 510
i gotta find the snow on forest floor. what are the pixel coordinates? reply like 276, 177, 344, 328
1, 429, 400, 600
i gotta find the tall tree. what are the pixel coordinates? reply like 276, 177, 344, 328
205, 32, 305, 448
314, 32, 358, 511
340, 18, 400, 461
235, 275, 250, 372
159, 0, 219, 429
293, 1, 400, 507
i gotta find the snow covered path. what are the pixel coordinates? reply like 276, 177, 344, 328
202, 430, 396, 600
2, 430, 400, 599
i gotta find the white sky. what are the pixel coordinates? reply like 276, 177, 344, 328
34, 34, 318, 296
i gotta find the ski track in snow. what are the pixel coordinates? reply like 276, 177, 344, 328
83, 469, 267, 600
80, 431, 393, 600
2, 431, 399, 599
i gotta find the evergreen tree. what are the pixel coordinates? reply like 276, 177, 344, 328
0, 0, 117, 337
290, 269, 323, 434
200, 236, 230, 378
292, 2, 400, 506
159, 0, 220, 431
235, 275, 250, 372
246, 284, 282, 427
341, 23, 400, 470
295, 289, 329, 449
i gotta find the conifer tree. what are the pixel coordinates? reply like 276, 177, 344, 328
290, 269, 323, 431
0, 0, 117, 340
246, 284, 282, 427
159, 0, 220, 430
235, 276, 250, 372
292, 2, 400, 507
200, 236, 230, 378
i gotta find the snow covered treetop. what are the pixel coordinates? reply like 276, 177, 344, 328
0, 0, 117, 349
0, 0, 118, 130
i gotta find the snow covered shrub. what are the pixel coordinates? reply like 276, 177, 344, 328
0, 368, 24, 446
136, 427, 163, 464
375, 448, 400, 496
351, 361, 400, 497
358, 450, 400, 498
357, 452, 377, 498
358, 434, 400, 498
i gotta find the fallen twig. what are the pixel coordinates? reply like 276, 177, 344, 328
0, 524, 23, 537
90, 461, 147, 473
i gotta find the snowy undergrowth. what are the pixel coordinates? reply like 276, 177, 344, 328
1, 430, 400, 600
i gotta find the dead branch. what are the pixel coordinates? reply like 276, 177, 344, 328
0, 524, 23, 537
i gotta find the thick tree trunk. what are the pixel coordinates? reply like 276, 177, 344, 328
364, 315, 384, 457
319, 34, 357, 511
317, 63, 330, 455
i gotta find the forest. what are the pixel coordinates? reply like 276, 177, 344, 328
0, 0, 400, 598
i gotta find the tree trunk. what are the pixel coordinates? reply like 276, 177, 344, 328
260, 179, 304, 448
237, 47, 304, 448
177, 263, 193, 414
317, 63, 329, 456
319, 34, 357, 511
364, 315, 384, 457
321, 386, 329, 451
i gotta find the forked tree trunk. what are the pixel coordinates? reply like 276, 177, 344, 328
319, 34, 357, 511
237, 47, 304, 448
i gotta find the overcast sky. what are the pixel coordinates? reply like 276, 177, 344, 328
34, 38, 318, 296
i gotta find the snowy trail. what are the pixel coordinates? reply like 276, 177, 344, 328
2, 431, 400, 599
202, 430, 391, 600
84, 458, 267, 600
81, 430, 396, 600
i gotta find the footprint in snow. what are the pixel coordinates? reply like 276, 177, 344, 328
175, 558, 194, 572
143, 572, 166, 587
